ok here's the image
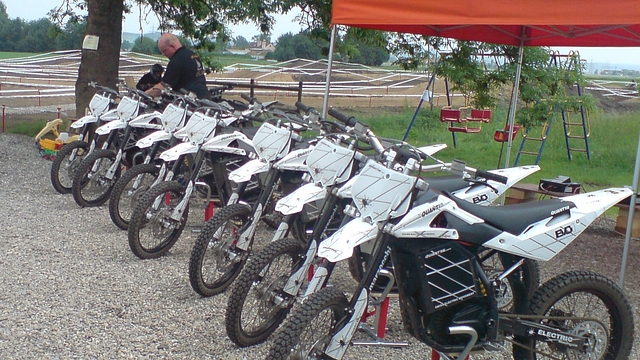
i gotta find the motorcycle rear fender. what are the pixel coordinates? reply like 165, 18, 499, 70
450, 165, 540, 205
95, 118, 126, 135
317, 217, 379, 262
228, 159, 269, 183
417, 143, 447, 156
484, 187, 632, 261
275, 183, 327, 215
159, 142, 198, 162
136, 130, 171, 149
129, 111, 163, 130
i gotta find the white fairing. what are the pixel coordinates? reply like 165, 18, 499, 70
274, 147, 313, 172
275, 183, 327, 215
136, 129, 172, 148
252, 122, 292, 162
115, 96, 141, 122
316, 217, 379, 262
484, 187, 633, 261
351, 160, 416, 222
450, 165, 540, 205
173, 111, 219, 146
87, 93, 114, 116
305, 138, 355, 187
389, 195, 480, 238
202, 131, 252, 155
160, 103, 189, 133
228, 159, 269, 183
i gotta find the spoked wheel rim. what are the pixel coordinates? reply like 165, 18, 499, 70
118, 174, 155, 224
79, 158, 118, 203
534, 293, 613, 360
201, 219, 245, 286
239, 257, 294, 336
137, 193, 185, 253
289, 307, 338, 360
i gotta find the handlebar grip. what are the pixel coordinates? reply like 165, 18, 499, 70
243, 115, 265, 123
328, 108, 356, 127
476, 169, 509, 184
241, 93, 253, 102
392, 145, 425, 162
295, 101, 311, 113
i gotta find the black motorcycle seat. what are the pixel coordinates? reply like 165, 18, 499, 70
443, 192, 576, 235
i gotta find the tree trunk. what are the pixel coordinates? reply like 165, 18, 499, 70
75, 0, 124, 118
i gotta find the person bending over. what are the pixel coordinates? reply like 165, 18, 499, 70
146, 33, 211, 100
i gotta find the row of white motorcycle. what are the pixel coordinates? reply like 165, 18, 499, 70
50, 83, 634, 360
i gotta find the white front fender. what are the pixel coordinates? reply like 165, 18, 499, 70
275, 183, 327, 215
95, 118, 126, 135
136, 130, 171, 149
317, 218, 378, 262
228, 159, 269, 183
159, 142, 198, 162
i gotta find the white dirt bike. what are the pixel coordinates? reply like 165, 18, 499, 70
224, 109, 541, 349
267, 147, 634, 360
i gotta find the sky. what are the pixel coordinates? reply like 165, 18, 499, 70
5, 0, 640, 70
1, 0, 300, 40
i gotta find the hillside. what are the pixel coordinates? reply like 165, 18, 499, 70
122, 32, 161, 43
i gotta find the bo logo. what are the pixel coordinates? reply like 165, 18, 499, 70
472, 194, 489, 204
555, 226, 573, 238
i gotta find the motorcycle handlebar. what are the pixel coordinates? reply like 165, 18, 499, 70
241, 93, 253, 103
327, 108, 357, 127
475, 169, 509, 184
295, 101, 313, 113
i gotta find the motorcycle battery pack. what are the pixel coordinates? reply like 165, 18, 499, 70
538, 175, 581, 194
392, 240, 481, 315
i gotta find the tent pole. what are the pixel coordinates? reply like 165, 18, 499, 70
619, 132, 640, 287
504, 39, 525, 169
322, 26, 338, 120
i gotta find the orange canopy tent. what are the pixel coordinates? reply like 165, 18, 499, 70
329, 0, 640, 286
331, 0, 640, 47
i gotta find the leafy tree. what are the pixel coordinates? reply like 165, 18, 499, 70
121, 39, 132, 50
234, 35, 248, 49
131, 36, 161, 54
269, 32, 322, 61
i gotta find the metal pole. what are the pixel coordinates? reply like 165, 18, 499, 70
504, 41, 524, 169
322, 26, 338, 120
619, 130, 640, 287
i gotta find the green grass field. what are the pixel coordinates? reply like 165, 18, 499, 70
356, 106, 639, 190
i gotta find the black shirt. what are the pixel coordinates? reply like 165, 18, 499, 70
162, 47, 211, 99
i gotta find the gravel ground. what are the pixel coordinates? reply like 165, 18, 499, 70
1, 132, 639, 359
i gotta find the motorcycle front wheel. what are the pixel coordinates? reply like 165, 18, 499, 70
127, 180, 189, 259
188, 203, 252, 297
50, 140, 89, 194
225, 237, 305, 347
72, 149, 120, 207
512, 270, 634, 360
108, 163, 159, 230
267, 287, 349, 360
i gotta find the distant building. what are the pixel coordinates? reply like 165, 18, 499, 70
600, 69, 624, 76
246, 40, 277, 59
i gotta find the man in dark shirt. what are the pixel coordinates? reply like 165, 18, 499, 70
136, 63, 164, 91
146, 33, 211, 99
